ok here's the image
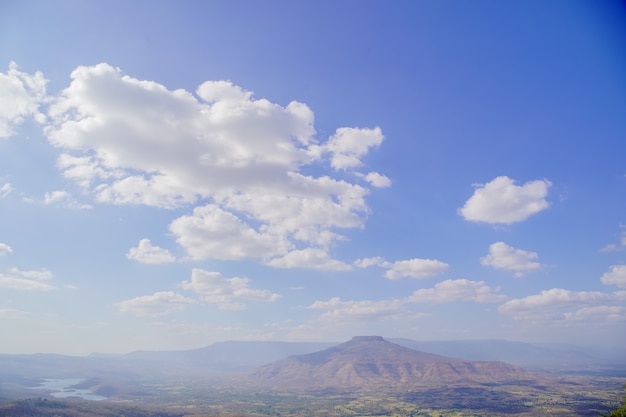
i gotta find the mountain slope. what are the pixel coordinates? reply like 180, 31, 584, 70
246, 336, 535, 391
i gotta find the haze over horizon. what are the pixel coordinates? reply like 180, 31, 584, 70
1, 0, 625, 355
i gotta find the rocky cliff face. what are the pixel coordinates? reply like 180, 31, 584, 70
246, 336, 535, 391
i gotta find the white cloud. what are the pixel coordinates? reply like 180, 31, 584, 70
180, 268, 281, 310
0, 243, 12, 256
43, 190, 92, 209
480, 242, 542, 277
309, 297, 415, 321
0, 183, 13, 198
458, 176, 551, 224
408, 279, 507, 303
115, 291, 194, 317
0, 268, 55, 291
170, 204, 289, 261
126, 239, 176, 264
7, 267, 54, 280
265, 248, 352, 271
600, 226, 626, 252
498, 288, 626, 321
353, 256, 388, 268
43, 63, 387, 265
0, 308, 29, 319
0, 62, 48, 138
600, 265, 626, 288
563, 306, 626, 322
364, 171, 391, 188
384, 258, 449, 280
319, 127, 384, 170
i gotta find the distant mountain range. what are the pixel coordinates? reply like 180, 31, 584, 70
245, 336, 536, 391
1, 337, 624, 386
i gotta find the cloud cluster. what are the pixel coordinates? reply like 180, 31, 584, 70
600, 265, 626, 289
459, 176, 551, 224
480, 242, 542, 277
180, 268, 281, 310
0, 62, 47, 138
117, 268, 281, 316
41, 63, 387, 267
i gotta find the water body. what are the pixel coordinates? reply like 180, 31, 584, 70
30, 378, 107, 401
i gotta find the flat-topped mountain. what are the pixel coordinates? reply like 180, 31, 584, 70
246, 336, 536, 391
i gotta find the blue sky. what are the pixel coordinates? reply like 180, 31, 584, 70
1, 0, 625, 355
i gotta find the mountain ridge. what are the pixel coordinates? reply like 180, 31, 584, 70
245, 336, 537, 392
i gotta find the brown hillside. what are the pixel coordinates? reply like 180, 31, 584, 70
246, 336, 535, 391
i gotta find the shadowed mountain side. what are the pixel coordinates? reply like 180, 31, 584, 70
245, 336, 536, 391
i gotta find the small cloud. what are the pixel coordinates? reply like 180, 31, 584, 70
0, 183, 13, 198
0, 243, 13, 256
308, 297, 418, 322
353, 256, 388, 268
408, 279, 507, 303
0, 269, 55, 291
126, 239, 176, 264
323, 127, 384, 170
0, 308, 29, 319
458, 176, 551, 224
180, 268, 281, 310
43, 191, 92, 209
600, 265, 626, 289
480, 242, 542, 277
364, 171, 391, 188
599, 226, 626, 252
115, 291, 195, 317
266, 248, 352, 271
384, 258, 449, 280
7, 267, 54, 280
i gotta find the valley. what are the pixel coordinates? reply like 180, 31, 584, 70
1, 337, 624, 416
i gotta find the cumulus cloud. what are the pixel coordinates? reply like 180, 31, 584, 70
0, 183, 13, 198
180, 268, 281, 310
353, 256, 387, 268
458, 176, 551, 224
44, 63, 386, 265
265, 248, 352, 271
0, 62, 48, 138
600, 265, 626, 289
0, 267, 55, 291
384, 258, 449, 280
480, 242, 542, 277
408, 279, 507, 303
169, 204, 289, 261
318, 127, 384, 170
498, 288, 626, 321
0, 243, 12, 256
115, 291, 194, 317
126, 239, 175, 264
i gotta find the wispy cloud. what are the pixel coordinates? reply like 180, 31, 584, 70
115, 291, 195, 317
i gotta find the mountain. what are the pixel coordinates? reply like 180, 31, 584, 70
246, 336, 536, 392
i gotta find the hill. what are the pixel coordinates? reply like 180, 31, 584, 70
246, 336, 536, 392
